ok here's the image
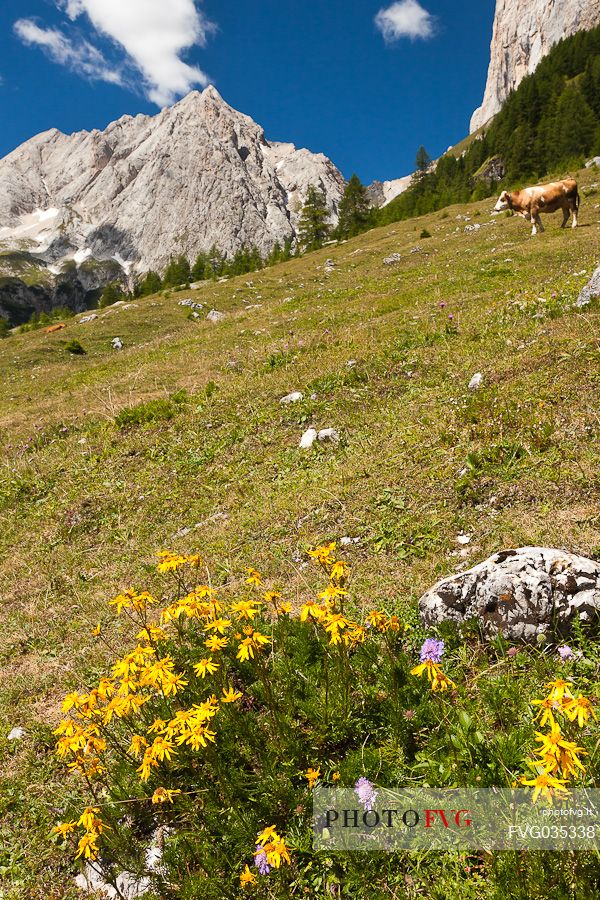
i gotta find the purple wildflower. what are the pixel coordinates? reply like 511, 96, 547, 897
354, 777, 378, 812
557, 645, 574, 662
254, 846, 271, 875
420, 639, 444, 664
448, 313, 454, 320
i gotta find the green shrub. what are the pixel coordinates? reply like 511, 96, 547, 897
64, 339, 86, 355
115, 398, 177, 427
419, 229, 432, 239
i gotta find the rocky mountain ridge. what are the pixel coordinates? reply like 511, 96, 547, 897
471, 0, 600, 132
0, 86, 345, 280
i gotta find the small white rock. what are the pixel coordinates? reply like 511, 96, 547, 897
78, 314, 97, 324
207, 309, 225, 323
280, 391, 304, 405
111, 337, 123, 350
317, 428, 340, 443
468, 373, 483, 391
8, 727, 25, 741
456, 533, 472, 546
299, 428, 318, 449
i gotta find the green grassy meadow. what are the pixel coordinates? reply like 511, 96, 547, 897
0, 167, 599, 897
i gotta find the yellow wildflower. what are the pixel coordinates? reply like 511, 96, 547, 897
205, 635, 229, 652
236, 630, 270, 662
137, 625, 168, 643
77, 807, 108, 834
366, 610, 388, 632
75, 832, 100, 860
148, 736, 176, 763
332, 771, 341, 782
156, 551, 187, 573
193, 657, 219, 679
256, 825, 280, 847
531, 697, 559, 728
265, 838, 291, 868
318, 583, 348, 603
544, 679, 574, 705
109, 589, 136, 614
521, 771, 570, 804
204, 618, 232, 634
246, 567, 263, 586
53, 821, 77, 838
304, 767, 321, 789
240, 865, 257, 889
300, 599, 326, 622
411, 660, 456, 693
231, 600, 261, 621
186, 553, 203, 568
563, 695, 596, 728
323, 613, 351, 645
151, 787, 182, 804
308, 543, 337, 566
221, 687, 243, 703
128, 735, 148, 757
91, 623, 102, 637
330, 560, 349, 581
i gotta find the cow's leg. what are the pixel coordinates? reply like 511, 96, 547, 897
531, 209, 544, 235
572, 204, 578, 228
561, 208, 570, 228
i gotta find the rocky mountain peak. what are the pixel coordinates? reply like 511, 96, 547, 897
0, 87, 345, 280
471, 0, 600, 132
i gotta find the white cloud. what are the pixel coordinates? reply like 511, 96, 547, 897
375, 0, 435, 42
61, 0, 214, 106
14, 18, 123, 85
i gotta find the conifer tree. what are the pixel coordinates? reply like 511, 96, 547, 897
163, 254, 191, 287
191, 252, 209, 282
553, 83, 596, 162
135, 271, 162, 297
99, 281, 124, 308
298, 185, 330, 251
336, 174, 371, 239
415, 146, 432, 173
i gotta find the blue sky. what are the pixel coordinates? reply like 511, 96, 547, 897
0, 1, 496, 184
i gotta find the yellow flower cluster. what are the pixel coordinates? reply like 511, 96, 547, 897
521, 678, 595, 802
55, 547, 407, 865
256, 825, 291, 867
304, 544, 404, 648
53, 807, 109, 861
410, 659, 456, 693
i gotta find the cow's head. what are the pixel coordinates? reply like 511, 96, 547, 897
494, 190, 511, 212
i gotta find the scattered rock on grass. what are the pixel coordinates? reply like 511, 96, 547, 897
383, 253, 402, 265
78, 314, 97, 324
468, 372, 483, 391
207, 309, 225, 322
317, 428, 340, 443
280, 391, 304, 405
7, 727, 25, 740
299, 428, 318, 449
111, 337, 123, 350
575, 266, 600, 308
419, 547, 600, 642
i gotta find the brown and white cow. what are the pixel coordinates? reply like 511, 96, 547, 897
494, 178, 580, 235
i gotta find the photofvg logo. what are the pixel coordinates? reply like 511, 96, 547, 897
312, 787, 600, 851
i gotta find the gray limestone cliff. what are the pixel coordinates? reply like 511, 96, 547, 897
471, 0, 600, 132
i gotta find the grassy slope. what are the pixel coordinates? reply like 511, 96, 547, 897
0, 167, 599, 895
